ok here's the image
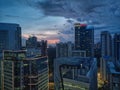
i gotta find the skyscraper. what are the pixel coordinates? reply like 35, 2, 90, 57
0, 23, 22, 90
0, 23, 22, 53
113, 33, 120, 62
74, 23, 94, 57
100, 31, 112, 82
101, 31, 112, 57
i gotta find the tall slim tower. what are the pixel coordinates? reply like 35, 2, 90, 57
101, 31, 112, 57
114, 33, 120, 62
100, 31, 112, 81
74, 23, 94, 57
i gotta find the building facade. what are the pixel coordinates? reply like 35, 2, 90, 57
2, 50, 49, 90
26, 36, 37, 48
26, 36, 47, 56
54, 57, 97, 90
41, 40, 47, 56
107, 61, 120, 90
100, 56, 112, 82
113, 33, 120, 63
56, 42, 73, 58
101, 31, 112, 57
74, 23, 94, 57
72, 50, 86, 57
0, 23, 22, 52
0, 23, 22, 90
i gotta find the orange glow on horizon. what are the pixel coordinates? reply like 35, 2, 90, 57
22, 34, 29, 39
48, 39, 60, 44
22, 34, 60, 44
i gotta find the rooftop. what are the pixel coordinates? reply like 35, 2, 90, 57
0, 22, 20, 30
55, 57, 94, 67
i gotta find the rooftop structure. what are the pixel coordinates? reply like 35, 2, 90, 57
54, 57, 97, 90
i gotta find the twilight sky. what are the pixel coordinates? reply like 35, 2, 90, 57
0, 0, 120, 45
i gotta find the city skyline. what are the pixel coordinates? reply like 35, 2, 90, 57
1, 0, 120, 45
0, 1, 120, 90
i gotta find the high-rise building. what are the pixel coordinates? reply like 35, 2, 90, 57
101, 31, 112, 57
0, 23, 22, 52
2, 50, 49, 90
113, 33, 120, 62
56, 42, 73, 58
54, 57, 97, 90
100, 31, 112, 82
26, 36, 37, 48
74, 23, 94, 57
26, 36, 47, 56
0, 23, 22, 90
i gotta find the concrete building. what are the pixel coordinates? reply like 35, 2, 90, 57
2, 50, 49, 90
74, 23, 94, 57
54, 57, 97, 90
26, 48, 41, 57
56, 42, 73, 58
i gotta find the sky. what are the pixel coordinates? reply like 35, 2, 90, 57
0, 0, 120, 45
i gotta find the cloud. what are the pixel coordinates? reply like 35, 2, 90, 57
33, 0, 120, 26
1, 0, 120, 44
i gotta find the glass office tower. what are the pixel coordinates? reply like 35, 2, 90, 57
74, 23, 94, 57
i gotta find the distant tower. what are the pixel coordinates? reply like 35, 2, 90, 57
74, 23, 94, 57
56, 42, 72, 58
41, 40, 47, 56
100, 31, 112, 81
26, 36, 37, 48
101, 31, 112, 57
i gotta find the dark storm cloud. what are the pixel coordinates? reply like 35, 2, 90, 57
33, 0, 120, 26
